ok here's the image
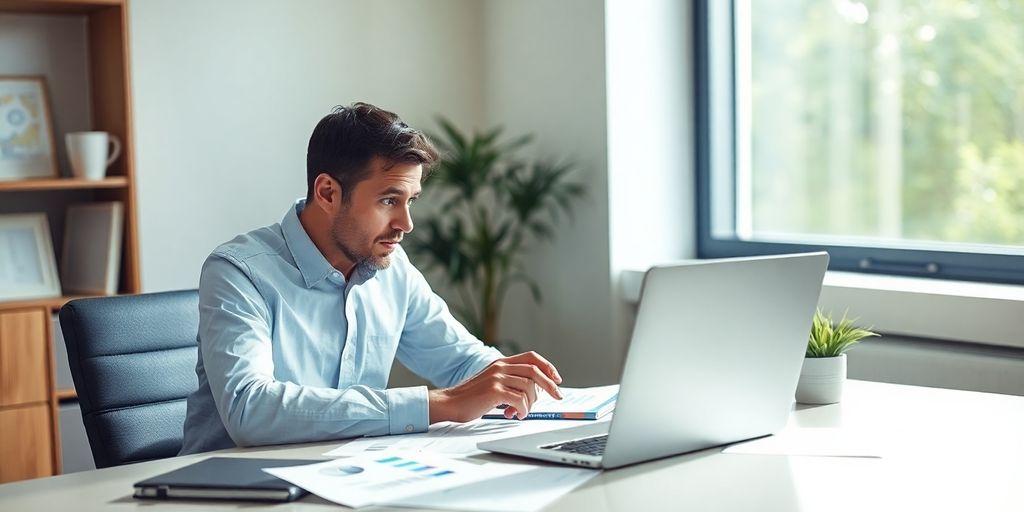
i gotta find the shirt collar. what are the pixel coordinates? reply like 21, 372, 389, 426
282, 199, 338, 288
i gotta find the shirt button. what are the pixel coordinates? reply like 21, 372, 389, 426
404, 424, 415, 433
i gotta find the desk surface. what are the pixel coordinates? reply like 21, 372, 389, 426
2, 380, 1023, 511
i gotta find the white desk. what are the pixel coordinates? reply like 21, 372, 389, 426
2, 380, 1022, 511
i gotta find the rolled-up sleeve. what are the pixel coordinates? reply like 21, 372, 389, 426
199, 255, 428, 446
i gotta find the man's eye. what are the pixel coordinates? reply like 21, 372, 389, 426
408, 197, 419, 206
382, 198, 396, 206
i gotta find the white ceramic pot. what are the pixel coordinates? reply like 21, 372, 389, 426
795, 354, 847, 404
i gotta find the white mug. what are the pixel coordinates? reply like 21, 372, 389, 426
66, 131, 122, 181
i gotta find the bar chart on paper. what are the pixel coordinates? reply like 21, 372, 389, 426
371, 455, 455, 479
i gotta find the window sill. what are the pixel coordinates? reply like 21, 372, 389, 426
619, 268, 1024, 350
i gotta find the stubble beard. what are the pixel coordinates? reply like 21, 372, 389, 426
330, 210, 394, 272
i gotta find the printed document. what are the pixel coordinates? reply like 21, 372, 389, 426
325, 415, 612, 458
384, 465, 600, 512
264, 450, 531, 509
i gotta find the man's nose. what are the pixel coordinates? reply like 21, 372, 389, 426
394, 206, 414, 233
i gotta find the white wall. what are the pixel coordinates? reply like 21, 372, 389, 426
130, 0, 697, 386
481, 0, 615, 385
606, 0, 697, 362
477, 0, 700, 385
606, 0, 695, 272
131, 0, 620, 384
130, 0, 484, 291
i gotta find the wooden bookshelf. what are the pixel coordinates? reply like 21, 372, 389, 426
0, 0, 139, 483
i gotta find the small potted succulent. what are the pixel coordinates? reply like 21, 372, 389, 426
795, 309, 880, 404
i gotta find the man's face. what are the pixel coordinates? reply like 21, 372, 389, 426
329, 158, 422, 272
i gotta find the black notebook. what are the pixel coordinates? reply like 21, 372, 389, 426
133, 457, 320, 502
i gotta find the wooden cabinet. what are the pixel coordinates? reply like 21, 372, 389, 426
0, 309, 51, 407
0, 308, 58, 481
0, 405, 56, 482
0, 0, 139, 483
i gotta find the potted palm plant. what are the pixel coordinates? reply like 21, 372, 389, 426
795, 309, 880, 404
409, 119, 586, 350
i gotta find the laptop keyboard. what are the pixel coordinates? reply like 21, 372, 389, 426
541, 434, 608, 456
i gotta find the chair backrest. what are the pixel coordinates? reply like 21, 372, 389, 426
59, 290, 199, 469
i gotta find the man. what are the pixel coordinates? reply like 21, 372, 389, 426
180, 103, 563, 455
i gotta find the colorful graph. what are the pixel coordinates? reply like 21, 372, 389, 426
375, 456, 455, 478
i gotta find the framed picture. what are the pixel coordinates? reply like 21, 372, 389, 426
0, 76, 58, 181
61, 201, 123, 295
0, 213, 61, 301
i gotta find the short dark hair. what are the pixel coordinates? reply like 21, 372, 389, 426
306, 102, 439, 204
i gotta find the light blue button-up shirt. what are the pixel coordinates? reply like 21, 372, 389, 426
179, 199, 502, 455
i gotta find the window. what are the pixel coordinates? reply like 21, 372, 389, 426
696, 0, 1024, 284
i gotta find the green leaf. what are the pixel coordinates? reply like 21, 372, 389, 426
805, 309, 880, 357
434, 117, 467, 152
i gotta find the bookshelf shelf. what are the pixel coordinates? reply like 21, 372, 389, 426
0, 177, 129, 192
55, 389, 77, 401
0, 0, 121, 14
0, 295, 109, 313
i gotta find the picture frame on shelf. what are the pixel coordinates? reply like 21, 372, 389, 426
61, 201, 124, 295
0, 213, 61, 301
0, 76, 58, 181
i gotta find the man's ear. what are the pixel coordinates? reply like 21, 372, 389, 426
312, 173, 343, 212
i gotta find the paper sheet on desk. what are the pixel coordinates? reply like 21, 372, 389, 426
722, 428, 885, 458
264, 450, 531, 509
325, 416, 609, 458
384, 465, 600, 512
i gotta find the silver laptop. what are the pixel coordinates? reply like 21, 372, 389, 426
478, 252, 829, 469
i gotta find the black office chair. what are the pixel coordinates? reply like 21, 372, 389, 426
59, 290, 200, 469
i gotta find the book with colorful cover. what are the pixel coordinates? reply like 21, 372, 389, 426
482, 384, 619, 420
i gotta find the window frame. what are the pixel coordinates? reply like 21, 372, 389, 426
694, 0, 1024, 285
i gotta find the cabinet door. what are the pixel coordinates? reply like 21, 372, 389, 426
0, 404, 55, 481
0, 309, 50, 406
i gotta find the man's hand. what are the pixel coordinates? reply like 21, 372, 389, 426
428, 351, 563, 423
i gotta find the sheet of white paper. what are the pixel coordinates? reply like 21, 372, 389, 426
483, 385, 619, 418
264, 451, 532, 509
384, 466, 600, 512
324, 416, 609, 458
722, 428, 885, 458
